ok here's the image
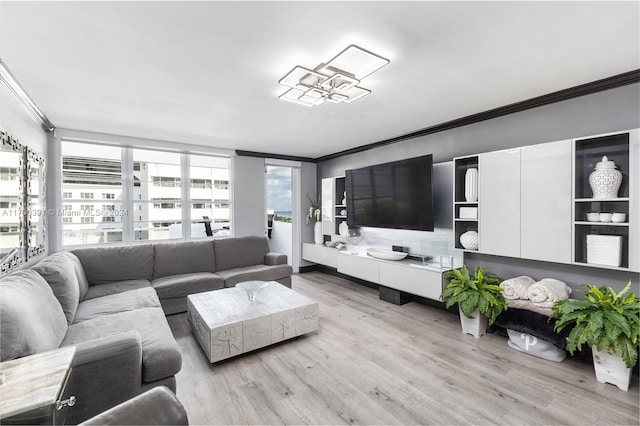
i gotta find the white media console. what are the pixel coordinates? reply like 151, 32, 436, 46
302, 243, 453, 302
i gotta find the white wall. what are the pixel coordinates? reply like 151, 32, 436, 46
269, 220, 292, 265
0, 84, 48, 155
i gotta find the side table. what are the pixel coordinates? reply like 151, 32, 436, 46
0, 347, 76, 425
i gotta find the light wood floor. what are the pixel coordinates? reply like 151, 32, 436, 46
167, 272, 640, 425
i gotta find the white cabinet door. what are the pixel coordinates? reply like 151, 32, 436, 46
479, 149, 521, 257
302, 243, 324, 264
379, 263, 443, 300
521, 140, 572, 263
321, 178, 334, 235
324, 248, 338, 268
337, 253, 380, 283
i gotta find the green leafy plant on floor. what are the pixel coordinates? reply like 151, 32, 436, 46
440, 265, 506, 325
551, 281, 640, 368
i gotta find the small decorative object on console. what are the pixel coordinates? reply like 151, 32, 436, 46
366, 248, 408, 261
589, 155, 623, 199
460, 231, 479, 250
236, 281, 269, 302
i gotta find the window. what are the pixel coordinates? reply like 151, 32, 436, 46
214, 180, 229, 190
190, 155, 231, 237
62, 142, 123, 245
60, 141, 231, 246
133, 149, 183, 241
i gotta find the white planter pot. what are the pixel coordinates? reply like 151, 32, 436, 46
592, 347, 632, 391
459, 307, 487, 338
314, 221, 323, 245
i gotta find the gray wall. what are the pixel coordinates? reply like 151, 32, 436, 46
232, 155, 267, 237
317, 83, 640, 294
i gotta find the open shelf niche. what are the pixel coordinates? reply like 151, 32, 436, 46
453, 155, 479, 251
573, 131, 632, 270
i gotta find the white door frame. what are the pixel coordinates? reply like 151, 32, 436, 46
265, 159, 302, 273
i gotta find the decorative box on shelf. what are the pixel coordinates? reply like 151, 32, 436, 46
586, 234, 622, 267
459, 207, 478, 219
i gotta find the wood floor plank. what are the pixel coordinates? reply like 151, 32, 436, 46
170, 272, 639, 425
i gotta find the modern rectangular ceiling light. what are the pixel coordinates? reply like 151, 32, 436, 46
278, 88, 315, 106
320, 73, 359, 92
298, 87, 328, 106
340, 86, 371, 104
278, 66, 327, 90
325, 93, 349, 104
277, 44, 388, 107
319, 45, 390, 80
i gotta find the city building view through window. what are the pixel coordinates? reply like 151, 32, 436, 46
61, 141, 230, 246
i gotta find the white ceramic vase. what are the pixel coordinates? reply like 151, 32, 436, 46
314, 221, 323, 245
589, 156, 622, 199
464, 168, 478, 202
592, 347, 632, 391
460, 231, 479, 250
459, 307, 487, 338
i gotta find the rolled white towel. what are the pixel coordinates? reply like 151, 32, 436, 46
528, 278, 572, 308
500, 276, 536, 300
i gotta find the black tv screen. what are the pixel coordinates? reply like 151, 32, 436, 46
345, 154, 434, 231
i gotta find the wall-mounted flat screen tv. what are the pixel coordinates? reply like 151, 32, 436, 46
346, 154, 434, 231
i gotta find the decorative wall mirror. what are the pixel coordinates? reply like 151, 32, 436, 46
26, 147, 46, 259
0, 130, 46, 274
0, 129, 24, 273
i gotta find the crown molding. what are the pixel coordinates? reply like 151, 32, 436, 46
315, 69, 640, 162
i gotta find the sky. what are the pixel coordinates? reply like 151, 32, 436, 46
266, 166, 291, 213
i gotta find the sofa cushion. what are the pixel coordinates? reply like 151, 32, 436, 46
213, 236, 270, 271
62, 307, 182, 383
151, 273, 224, 299
73, 288, 161, 323
32, 252, 81, 324
67, 252, 90, 301
73, 245, 154, 285
216, 264, 293, 288
84, 280, 152, 300
153, 240, 216, 279
0, 270, 68, 361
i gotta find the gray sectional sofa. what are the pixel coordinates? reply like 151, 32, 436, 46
0, 236, 292, 424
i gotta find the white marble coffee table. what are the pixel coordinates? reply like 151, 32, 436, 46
187, 281, 319, 363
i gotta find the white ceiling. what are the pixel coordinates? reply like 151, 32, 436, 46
1, 1, 638, 159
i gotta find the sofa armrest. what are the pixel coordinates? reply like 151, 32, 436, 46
64, 332, 143, 424
79, 386, 188, 426
264, 252, 287, 265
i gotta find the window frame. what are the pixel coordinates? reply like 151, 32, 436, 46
57, 139, 232, 249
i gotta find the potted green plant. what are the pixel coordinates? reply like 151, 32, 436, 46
440, 265, 506, 338
551, 281, 639, 391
